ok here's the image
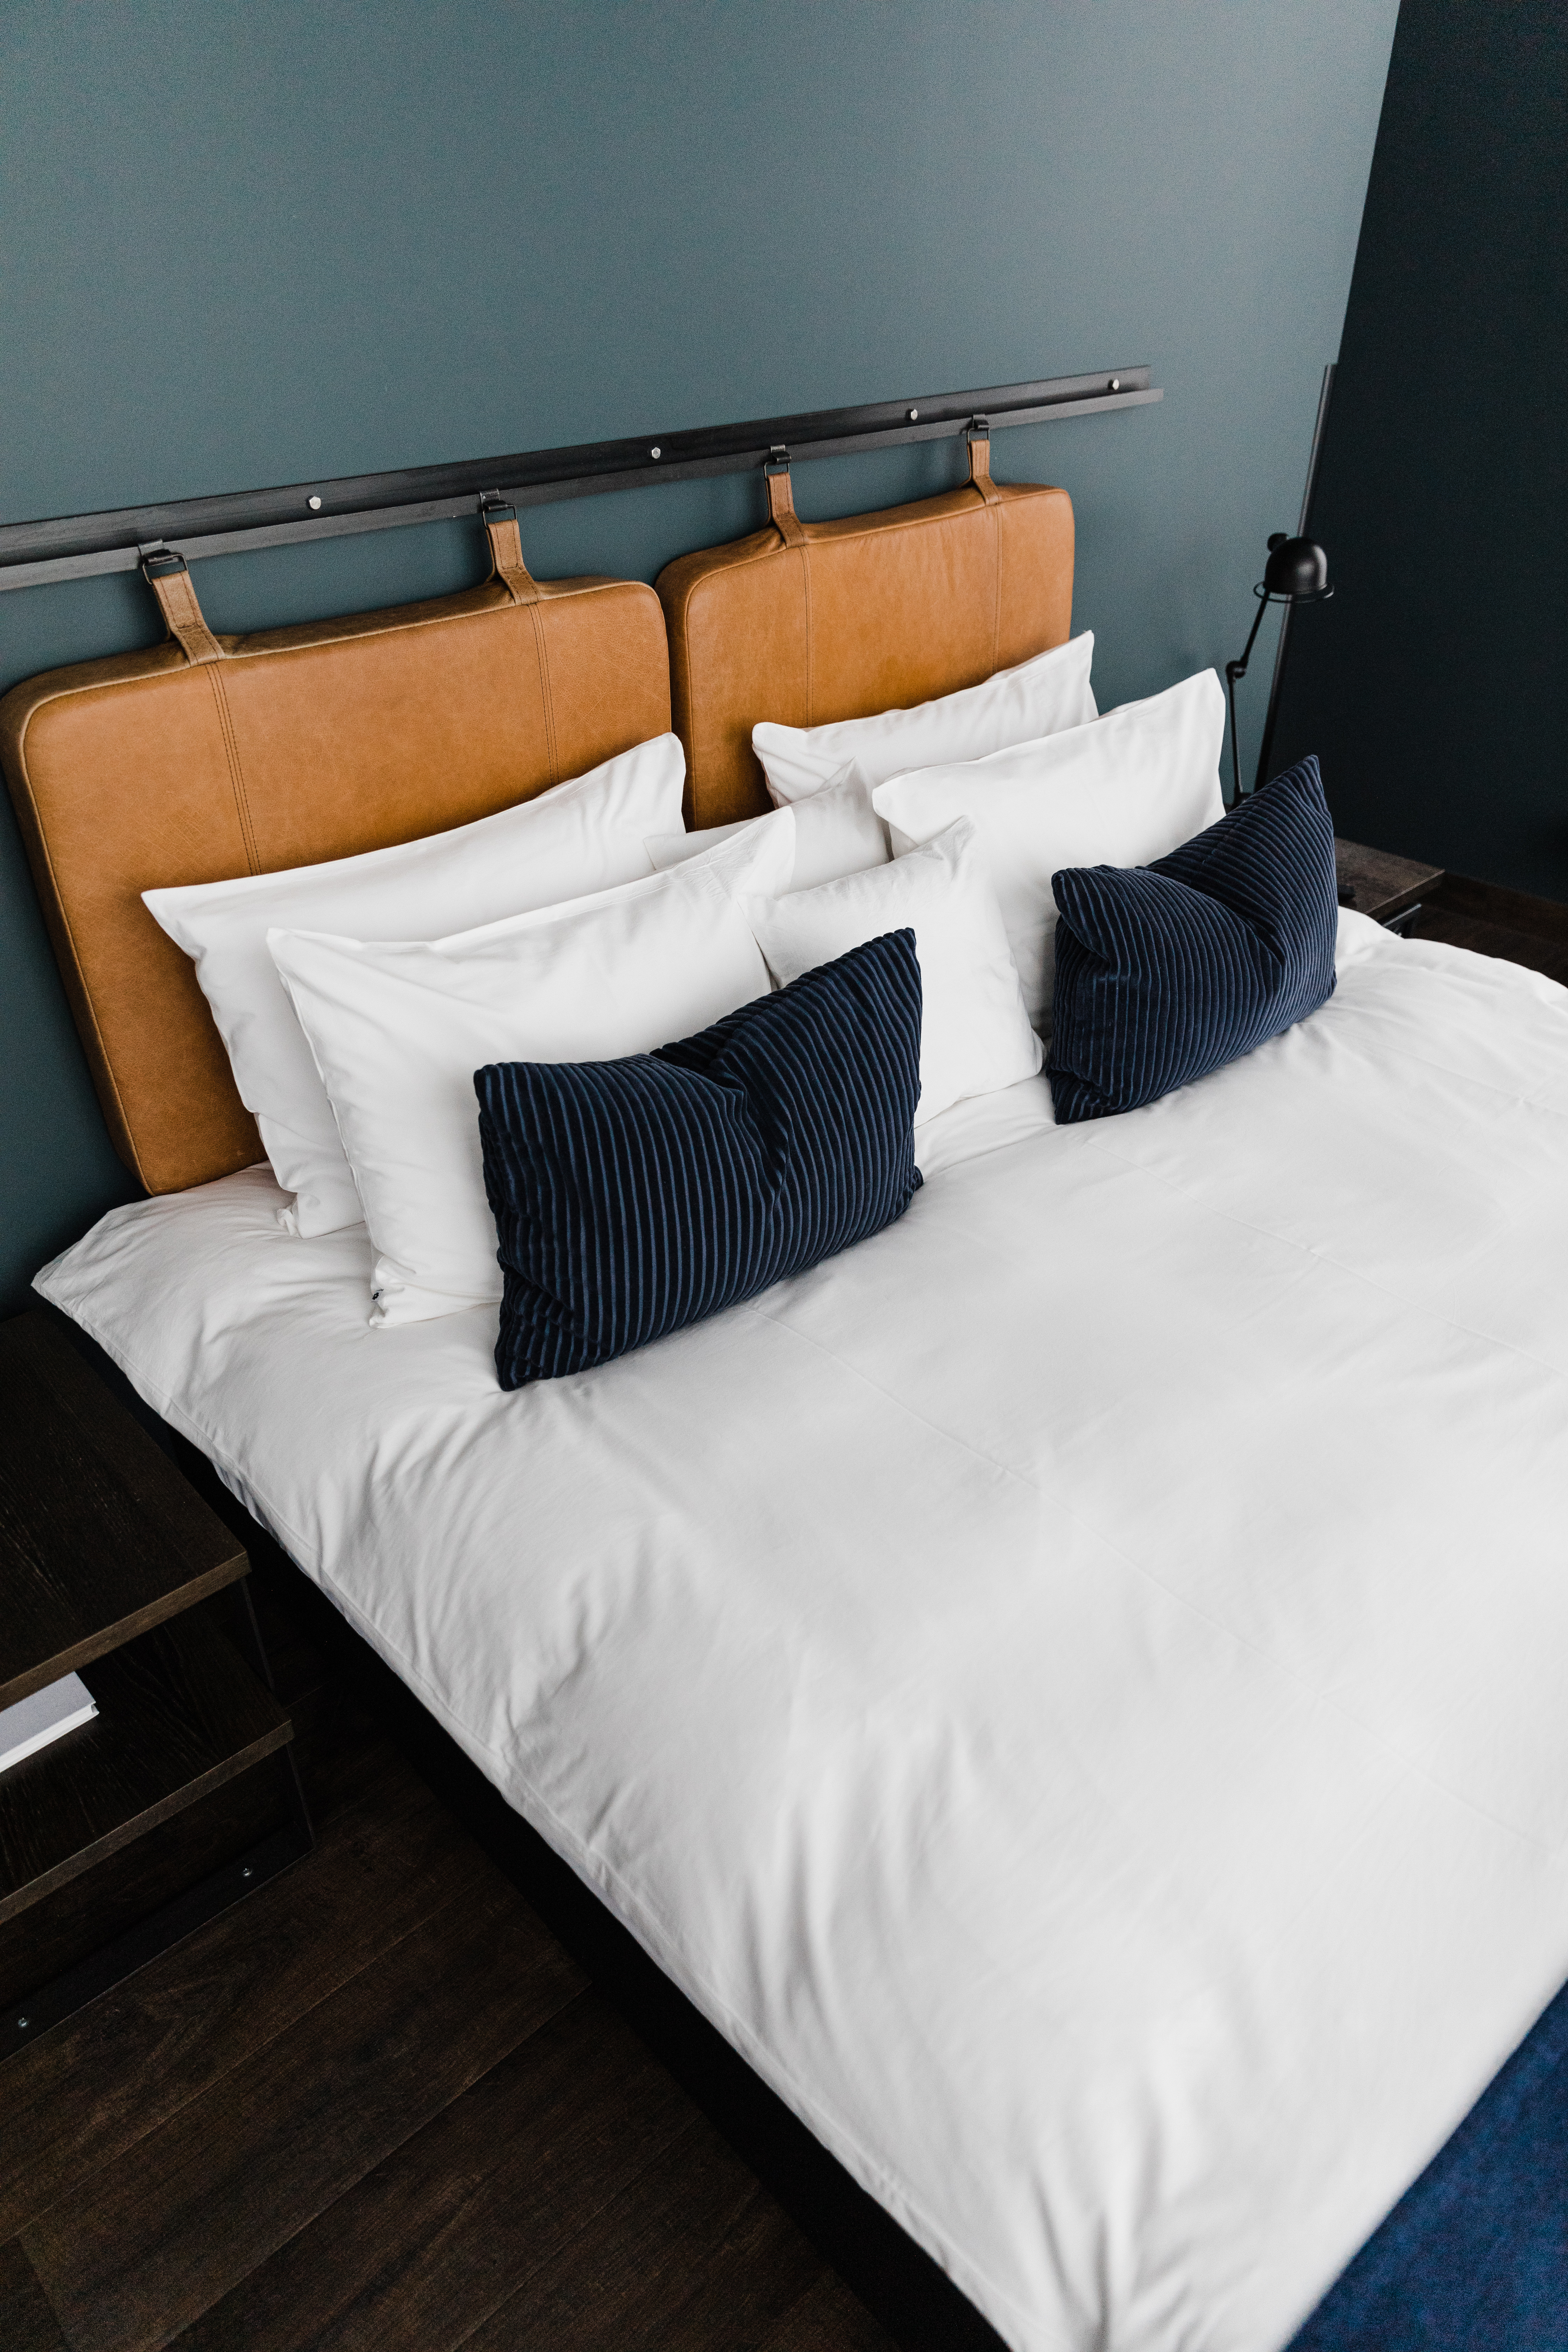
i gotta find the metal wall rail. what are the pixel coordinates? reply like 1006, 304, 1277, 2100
0, 366, 1160, 594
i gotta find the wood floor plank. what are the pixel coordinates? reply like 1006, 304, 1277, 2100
0, 1754, 484, 2242
462, 2108, 827, 2352
167, 1991, 698, 2352
239, 1576, 328, 1712
0, 1744, 290, 2012
287, 1701, 404, 1829
23, 1871, 584, 2352
1428, 872, 1568, 946
1419, 904, 1568, 985
756, 2272, 901, 2352
0, 2239, 69, 2352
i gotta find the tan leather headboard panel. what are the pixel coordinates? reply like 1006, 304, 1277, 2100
0, 559, 670, 1196
656, 443, 1074, 826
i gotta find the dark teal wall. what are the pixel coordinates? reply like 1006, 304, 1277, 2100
1270, 0, 1567, 896
1, 0, 1398, 1306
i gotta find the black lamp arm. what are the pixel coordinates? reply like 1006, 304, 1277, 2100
1224, 590, 1272, 807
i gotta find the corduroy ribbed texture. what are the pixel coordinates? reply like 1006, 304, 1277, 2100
1286, 1969, 1568, 2351
1047, 754, 1338, 1123
476, 928, 923, 1388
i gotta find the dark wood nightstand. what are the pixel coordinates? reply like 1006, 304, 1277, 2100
0, 1312, 312, 2056
1335, 838, 1445, 932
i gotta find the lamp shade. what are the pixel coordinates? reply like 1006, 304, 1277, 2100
1263, 532, 1329, 598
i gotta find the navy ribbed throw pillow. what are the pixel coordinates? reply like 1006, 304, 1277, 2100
476, 928, 923, 1388
1047, 753, 1338, 1123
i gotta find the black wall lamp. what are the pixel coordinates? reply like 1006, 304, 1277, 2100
1224, 363, 1338, 807
1225, 531, 1332, 806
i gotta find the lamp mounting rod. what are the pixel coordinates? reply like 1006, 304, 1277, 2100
1253, 362, 1338, 794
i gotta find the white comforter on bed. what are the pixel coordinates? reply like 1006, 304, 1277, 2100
37, 911, 1568, 2352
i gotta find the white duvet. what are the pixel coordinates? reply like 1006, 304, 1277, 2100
38, 911, 1568, 2352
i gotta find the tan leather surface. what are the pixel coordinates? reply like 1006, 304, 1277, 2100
657, 470, 1075, 826
483, 512, 541, 606
147, 565, 224, 664
0, 567, 671, 1196
764, 469, 807, 548
966, 433, 1003, 506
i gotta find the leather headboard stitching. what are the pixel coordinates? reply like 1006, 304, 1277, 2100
965, 430, 1005, 675
1, 544, 671, 1195
476, 499, 562, 780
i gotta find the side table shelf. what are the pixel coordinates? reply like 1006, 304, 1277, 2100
0, 1311, 313, 2057
0, 1609, 292, 1923
1334, 837, 1445, 930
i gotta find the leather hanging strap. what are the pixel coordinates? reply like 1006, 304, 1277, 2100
764, 449, 806, 547
479, 499, 541, 606
967, 421, 1002, 507
141, 549, 223, 666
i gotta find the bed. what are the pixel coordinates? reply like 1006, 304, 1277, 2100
8, 454, 1568, 2351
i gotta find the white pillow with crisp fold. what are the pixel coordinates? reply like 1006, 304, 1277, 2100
267, 809, 795, 1327
645, 764, 888, 893
743, 819, 1041, 1127
873, 670, 1226, 1032
752, 632, 1097, 806
144, 733, 687, 1237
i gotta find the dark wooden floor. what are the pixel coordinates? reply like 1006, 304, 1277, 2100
1417, 869, 1568, 986
0, 1576, 898, 2352
4, 872, 1562, 2352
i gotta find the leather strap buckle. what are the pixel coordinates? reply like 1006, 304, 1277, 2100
965, 417, 1000, 504
478, 493, 539, 607
763, 451, 805, 546
139, 544, 223, 665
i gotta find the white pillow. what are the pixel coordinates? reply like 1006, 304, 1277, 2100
752, 632, 1097, 806
873, 670, 1226, 1032
743, 819, 1041, 1127
645, 764, 888, 893
144, 733, 687, 1237
267, 809, 795, 1327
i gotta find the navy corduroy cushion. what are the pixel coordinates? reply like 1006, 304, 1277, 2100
476, 927, 923, 1388
1285, 1969, 1568, 2350
1047, 753, 1338, 1123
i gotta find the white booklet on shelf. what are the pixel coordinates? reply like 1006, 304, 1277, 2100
0, 1672, 98, 1773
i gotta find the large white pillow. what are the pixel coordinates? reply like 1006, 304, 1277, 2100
873, 670, 1226, 1032
744, 819, 1041, 1126
752, 632, 1097, 806
267, 810, 795, 1327
645, 764, 888, 893
144, 734, 687, 1237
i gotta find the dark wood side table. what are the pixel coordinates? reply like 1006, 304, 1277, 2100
1335, 838, 1445, 932
0, 1311, 312, 2057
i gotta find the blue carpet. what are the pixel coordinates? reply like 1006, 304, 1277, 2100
1286, 1974, 1568, 2349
